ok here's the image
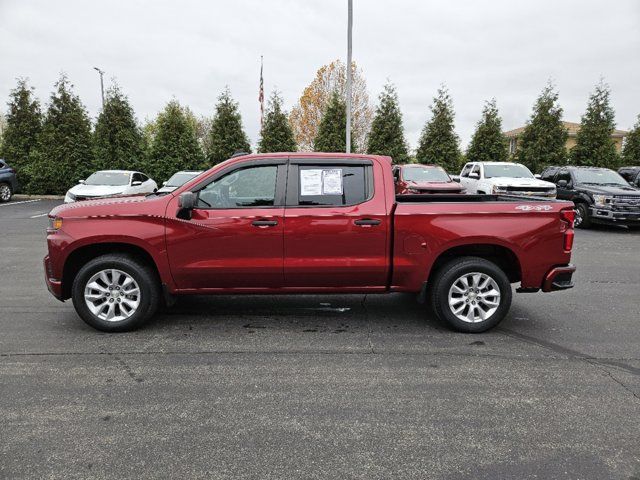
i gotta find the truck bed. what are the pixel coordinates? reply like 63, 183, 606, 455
396, 193, 560, 203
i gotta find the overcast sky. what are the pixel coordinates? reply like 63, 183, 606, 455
1, 0, 639, 150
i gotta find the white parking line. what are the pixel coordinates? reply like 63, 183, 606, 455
0, 199, 41, 207
30, 213, 49, 218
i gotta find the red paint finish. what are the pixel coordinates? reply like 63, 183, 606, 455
164, 205, 285, 288
45, 152, 575, 301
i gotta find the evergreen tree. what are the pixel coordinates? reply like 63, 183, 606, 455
570, 80, 618, 168
207, 88, 251, 164
416, 86, 460, 172
366, 82, 408, 163
621, 115, 640, 165
258, 92, 297, 153
466, 99, 508, 164
313, 91, 355, 152
27, 75, 93, 194
0, 78, 42, 187
93, 84, 144, 172
515, 83, 568, 173
147, 100, 204, 182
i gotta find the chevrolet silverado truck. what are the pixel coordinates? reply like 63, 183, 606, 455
459, 161, 557, 198
44, 153, 576, 333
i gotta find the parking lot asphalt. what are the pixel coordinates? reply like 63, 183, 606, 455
1, 199, 639, 479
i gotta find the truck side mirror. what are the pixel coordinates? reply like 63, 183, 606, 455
177, 191, 197, 219
534, 174, 541, 179
79, 179, 85, 184
557, 180, 568, 188
451, 175, 461, 183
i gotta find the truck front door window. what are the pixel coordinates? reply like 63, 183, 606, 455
197, 166, 277, 208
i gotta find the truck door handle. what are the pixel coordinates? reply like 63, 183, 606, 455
252, 219, 278, 227
354, 218, 381, 226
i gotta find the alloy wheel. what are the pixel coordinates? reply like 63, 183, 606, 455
447, 272, 501, 323
84, 269, 141, 322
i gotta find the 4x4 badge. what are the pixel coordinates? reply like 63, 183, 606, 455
515, 205, 553, 211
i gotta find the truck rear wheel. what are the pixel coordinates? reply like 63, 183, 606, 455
429, 256, 512, 333
71, 253, 160, 332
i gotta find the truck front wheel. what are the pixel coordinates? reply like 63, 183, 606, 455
429, 256, 512, 333
71, 253, 160, 332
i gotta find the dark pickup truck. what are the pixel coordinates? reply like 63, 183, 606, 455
45, 153, 576, 333
540, 165, 640, 228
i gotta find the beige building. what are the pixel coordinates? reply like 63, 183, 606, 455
504, 121, 628, 155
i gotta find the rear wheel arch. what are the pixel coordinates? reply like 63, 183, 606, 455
62, 242, 162, 300
427, 243, 521, 285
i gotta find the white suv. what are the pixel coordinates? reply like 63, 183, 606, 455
459, 162, 556, 198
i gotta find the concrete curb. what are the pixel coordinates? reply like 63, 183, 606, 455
13, 194, 65, 200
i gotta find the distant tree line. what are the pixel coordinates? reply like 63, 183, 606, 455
1, 66, 639, 195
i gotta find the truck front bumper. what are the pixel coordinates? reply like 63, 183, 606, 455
590, 207, 640, 225
541, 264, 576, 292
44, 255, 63, 301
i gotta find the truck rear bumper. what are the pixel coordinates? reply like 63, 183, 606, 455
541, 264, 576, 292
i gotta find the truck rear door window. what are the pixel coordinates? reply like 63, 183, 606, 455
296, 165, 369, 206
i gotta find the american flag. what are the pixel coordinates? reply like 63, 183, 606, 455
258, 55, 264, 130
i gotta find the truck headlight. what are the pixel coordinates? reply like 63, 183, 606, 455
47, 216, 63, 233
64, 192, 76, 203
593, 195, 612, 207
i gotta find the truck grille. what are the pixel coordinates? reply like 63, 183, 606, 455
611, 195, 640, 211
506, 186, 553, 193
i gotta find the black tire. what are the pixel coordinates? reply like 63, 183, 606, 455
574, 202, 591, 229
71, 254, 160, 332
429, 256, 512, 333
0, 183, 12, 202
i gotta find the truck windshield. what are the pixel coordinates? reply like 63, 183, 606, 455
166, 172, 201, 187
402, 167, 450, 182
484, 164, 534, 179
85, 172, 131, 186
573, 169, 628, 186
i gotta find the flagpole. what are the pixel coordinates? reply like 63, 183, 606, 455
345, 0, 353, 154
259, 55, 264, 131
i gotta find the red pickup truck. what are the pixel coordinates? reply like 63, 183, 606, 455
45, 153, 576, 333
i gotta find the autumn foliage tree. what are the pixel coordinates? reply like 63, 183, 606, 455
290, 59, 372, 152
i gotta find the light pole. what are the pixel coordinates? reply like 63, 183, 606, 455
345, 0, 353, 154
93, 67, 105, 109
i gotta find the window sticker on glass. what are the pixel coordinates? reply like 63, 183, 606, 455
300, 169, 323, 196
321, 169, 343, 195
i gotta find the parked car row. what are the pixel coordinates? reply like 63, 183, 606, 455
392, 162, 640, 229
63, 170, 204, 203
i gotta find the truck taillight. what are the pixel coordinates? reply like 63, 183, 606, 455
560, 209, 575, 227
560, 208, 574, 252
